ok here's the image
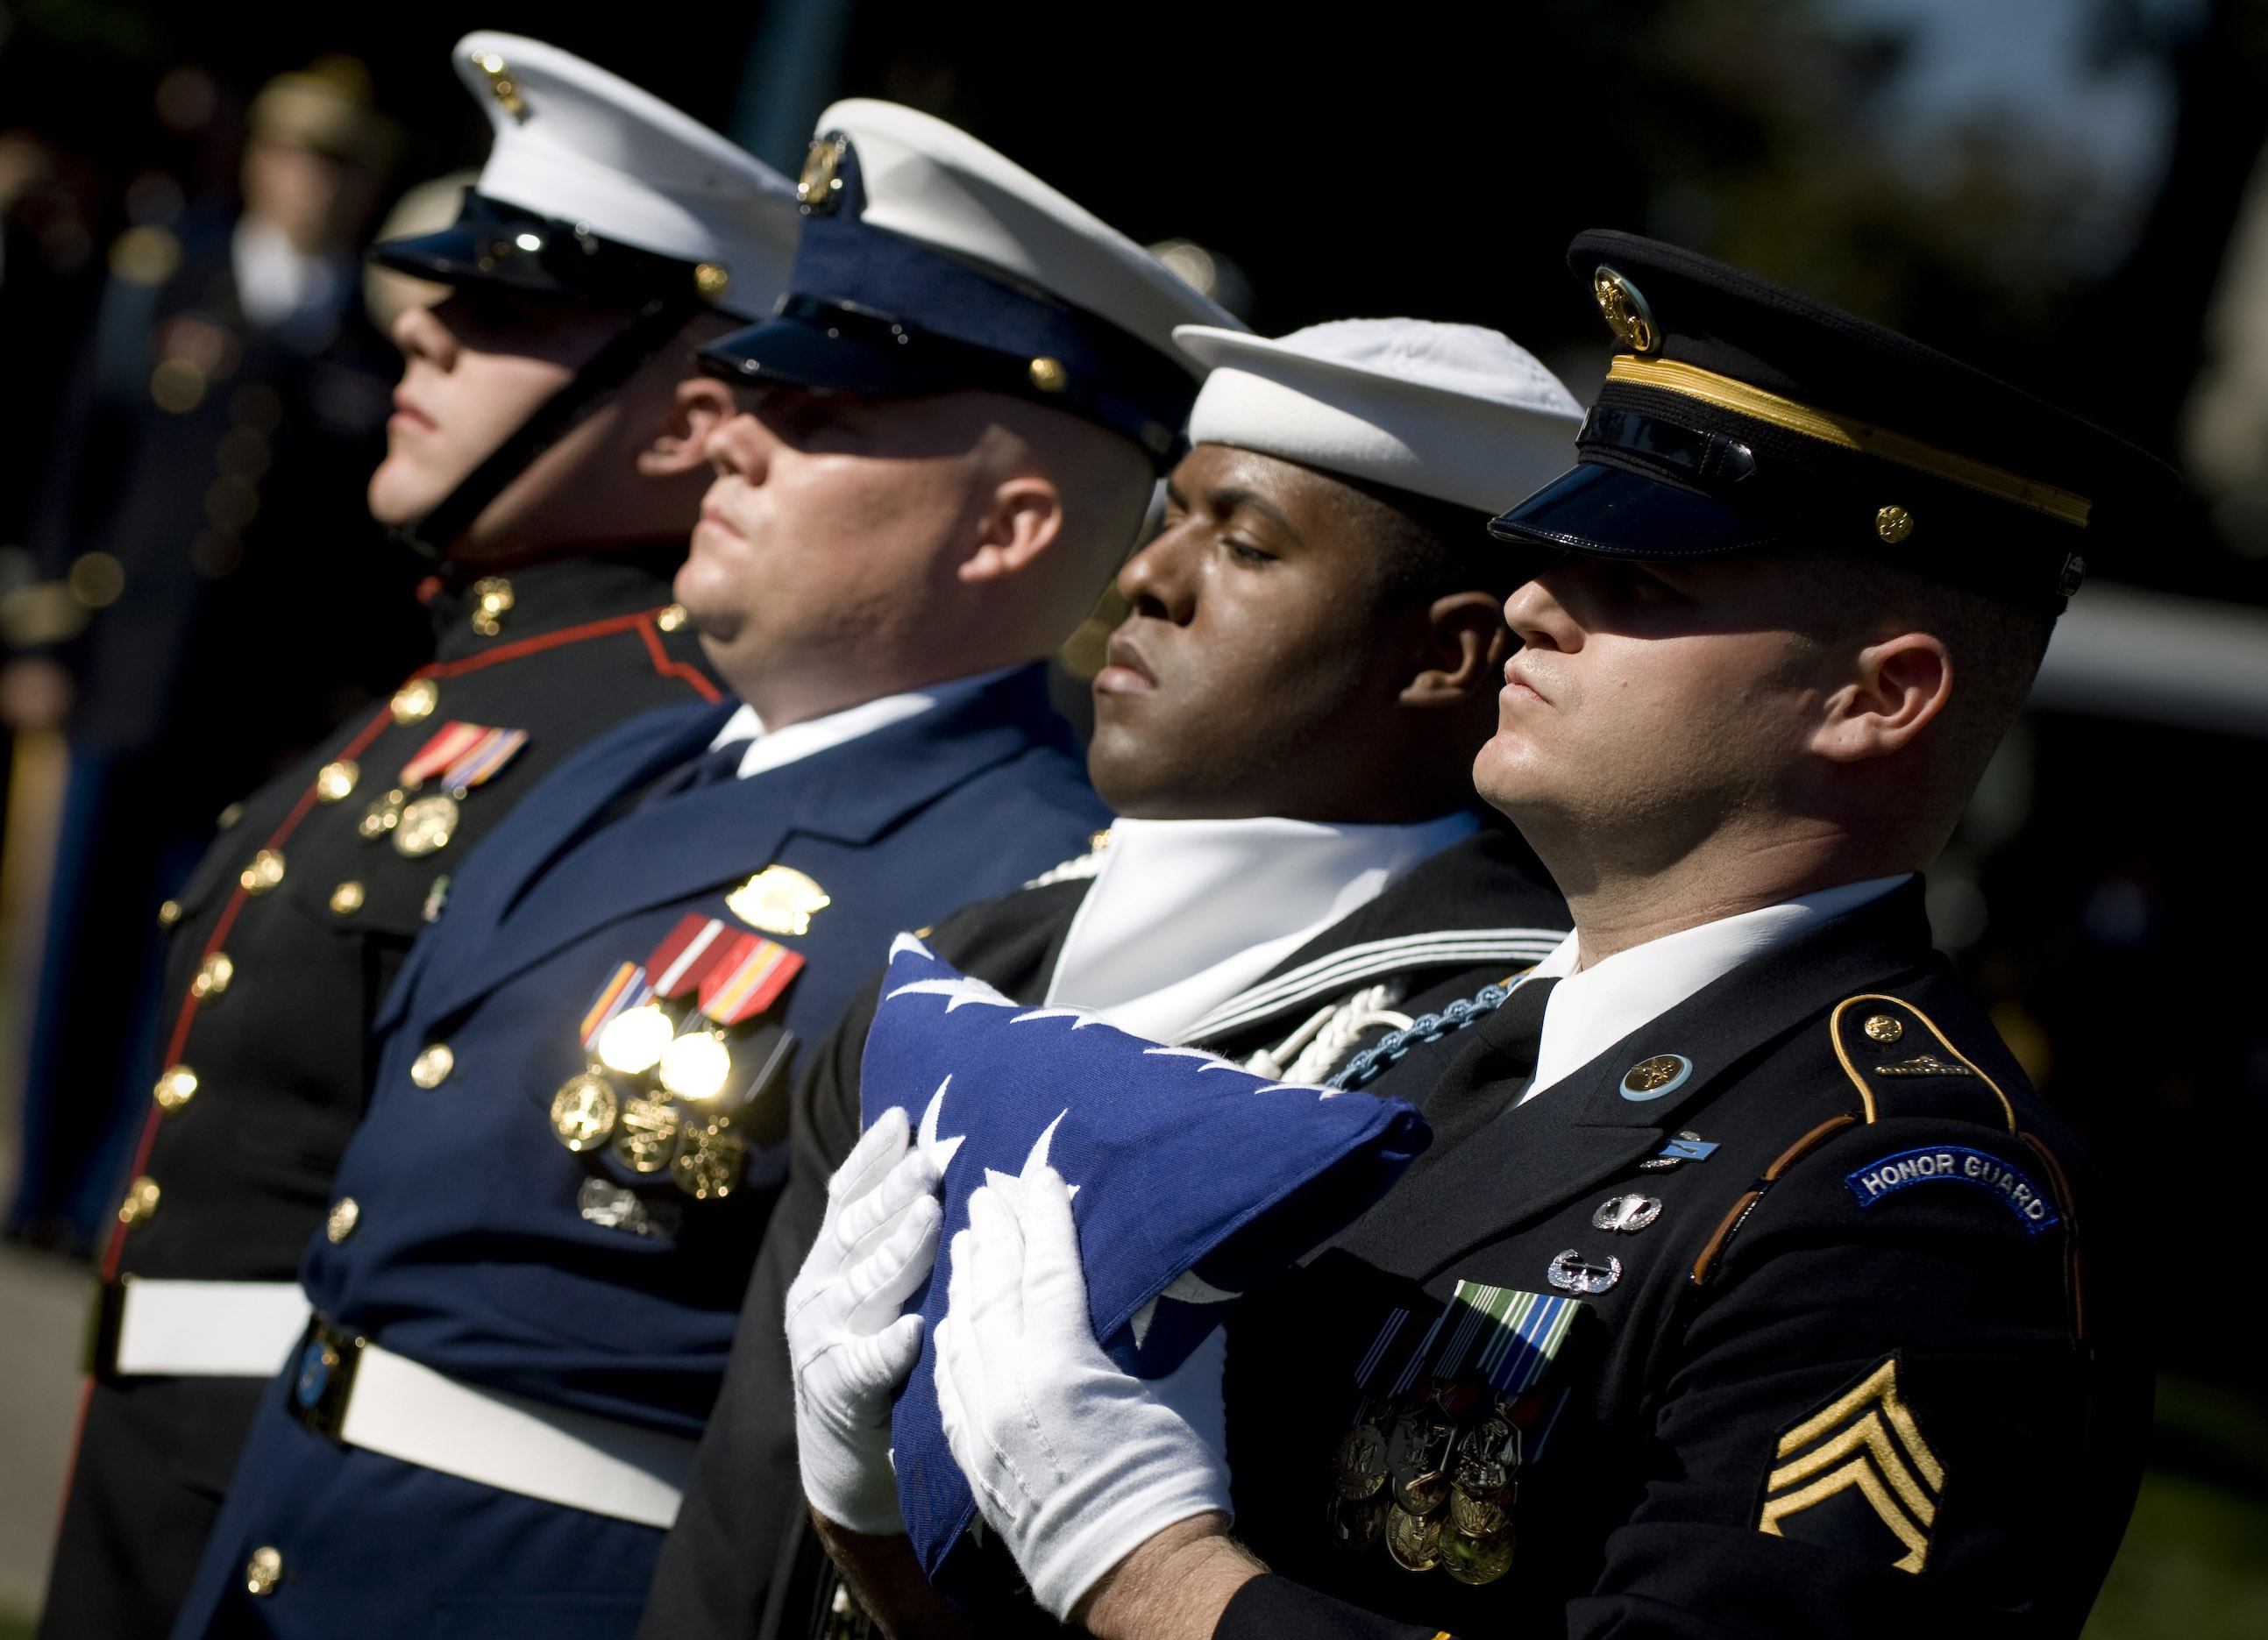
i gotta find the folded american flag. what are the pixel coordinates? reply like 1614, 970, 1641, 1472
860, 934, 1432, 1575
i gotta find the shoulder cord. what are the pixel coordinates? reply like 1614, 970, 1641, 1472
1242, 983, 1411, 1083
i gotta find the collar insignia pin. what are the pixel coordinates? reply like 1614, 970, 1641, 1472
1620, 1054, 1692, 1101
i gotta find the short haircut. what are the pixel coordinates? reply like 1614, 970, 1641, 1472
1794, 550, 2054, 796
1326, 472, 1525, 604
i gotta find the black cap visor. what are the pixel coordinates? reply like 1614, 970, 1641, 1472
1490, 459, 1781, 561
372, 192, 705, 309
697, 299, 983, 398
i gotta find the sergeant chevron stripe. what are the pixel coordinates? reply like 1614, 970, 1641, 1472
1758, 1356, 1945, 1573
1175, 926, 1568, 1045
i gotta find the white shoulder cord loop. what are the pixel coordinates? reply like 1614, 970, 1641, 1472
1242, 982, 1411, 1083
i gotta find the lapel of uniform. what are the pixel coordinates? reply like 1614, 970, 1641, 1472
376, 698, 730, 1035
416, 665, 1063, 1022
1340, 882, 1938, 1282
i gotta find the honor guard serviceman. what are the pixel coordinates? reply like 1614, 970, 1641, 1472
643, 317, 1587, 1640
168, 99, 1237, 1637
44, 35, 797, 1640
840, 232, 2162, 1639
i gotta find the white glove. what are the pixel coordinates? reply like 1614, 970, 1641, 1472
933, 1167, 1232, 1620
786, 1105, 942, 1534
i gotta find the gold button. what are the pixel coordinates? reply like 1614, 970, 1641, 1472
329, 880, 366, 917
217, 801, 245, 830
315, 759, 359, 803
239, 848, 285, 894
190, 951, 233, 999
409, 1043, 454, 1088
118, 1175, 160, 1225
469, 575, 515, 637
390, 677, 439, 724
154, 1063, 199, 1113
693, 262, 730, 298
1875, 504, 1915, 544
157, 898, 182, 929
1027, 356, 1068, 393
655, 603, 688, 633
1864, 1013, 1904, 1043
326, 1197, 359, 1243
245, 1544, 283, 1596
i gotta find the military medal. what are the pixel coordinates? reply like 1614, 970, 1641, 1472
359, 788, 408, 841
551, 1072, 617, 1151
672, 1118, 746, 1199
393, 795, 459, 857
552, 917, 803, 1199
1333, 1422, 1389, 1500
1328, 1281, 1584, 1585
1384, 1505, 1442, 1573
612, 1097, 681, 1172
359, 721, 530, 856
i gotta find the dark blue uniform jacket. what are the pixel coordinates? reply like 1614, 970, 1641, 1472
171, 663, 1108, 1639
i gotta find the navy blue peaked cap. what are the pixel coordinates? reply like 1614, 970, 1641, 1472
700, 106, 1238, 467
1493, 230, 2178, 611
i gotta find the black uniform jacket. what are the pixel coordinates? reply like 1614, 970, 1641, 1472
45, 549, 719, 1640
1216, 881, 2147, 1640
637, 827, 1574, 1640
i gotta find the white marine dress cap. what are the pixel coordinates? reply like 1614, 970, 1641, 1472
701, 99, 1245, 465
1176, 319, 1585, 513
373, 32, 800, 319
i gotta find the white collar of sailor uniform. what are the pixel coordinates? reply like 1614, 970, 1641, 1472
705, 664, 1023, 778
1519, 874, 1912, 1102
1043, 811, 1480, 1043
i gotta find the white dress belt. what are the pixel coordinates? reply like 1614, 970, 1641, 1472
112, 1279, 312, 1377
324, 1339, 694, 1530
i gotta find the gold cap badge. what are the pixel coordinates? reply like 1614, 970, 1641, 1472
472, 51, 526, 120
1594, 266, 1660, 355
798, 137, 848, 215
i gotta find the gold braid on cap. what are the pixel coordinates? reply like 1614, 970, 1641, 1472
1605, 356, 2092, 529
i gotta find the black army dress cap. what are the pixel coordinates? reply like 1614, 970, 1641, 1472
699, 100, 1244, 467
1492, 229, 2174, 611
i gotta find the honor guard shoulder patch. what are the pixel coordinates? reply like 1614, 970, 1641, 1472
1847, 1145, 2061, 1233
1758, 1355, 1945, 1573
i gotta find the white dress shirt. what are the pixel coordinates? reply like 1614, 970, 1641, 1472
1044, 812, 1479, 1043
705, 666, 1021, 779
1519, 876, 1912, 1102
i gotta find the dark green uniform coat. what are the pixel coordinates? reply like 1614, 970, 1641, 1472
1216, 880, 2144, 1640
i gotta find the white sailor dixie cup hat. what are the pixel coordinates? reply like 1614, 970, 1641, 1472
372, 32, 800, 320
1173, 319, 1586, 515
699, 100, 1246, 467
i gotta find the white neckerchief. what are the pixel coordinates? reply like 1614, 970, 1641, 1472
1519, 875, 1911, 1103
1045, 812, 1478, 1043
706, 666, 1019, 779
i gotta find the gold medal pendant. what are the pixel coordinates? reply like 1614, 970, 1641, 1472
1333, 1423, 1389, 1500
1440, 1525, 1514, 1586
1326, 1494, 1389, 1552
1384, 1505, 1443, 1573
358, 787, 408, 841
550, 1072, 618, 1152
611, 1097, 682, 1173
392, 794, 459, 857
671, 1118, 746, 1200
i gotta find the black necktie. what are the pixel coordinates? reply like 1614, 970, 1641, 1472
635, 739, 754, 811
1405, 974, 1561, 1175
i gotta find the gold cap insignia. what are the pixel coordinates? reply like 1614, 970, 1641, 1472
729, 865, 832, 937
798, 137, 848, 215
693, 262, 730, 299
1028, 356, 1069, 394
472, 52, 526, 120
1593, 266, 1660, 355
1874, 504, 1915, 544
1759, 1357, 1944, 1573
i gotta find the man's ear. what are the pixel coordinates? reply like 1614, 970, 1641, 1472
1399, 591, 1511, 708
1809, 631, 1953, 763
958, 476, 1066, 584
637, 377, 737, 478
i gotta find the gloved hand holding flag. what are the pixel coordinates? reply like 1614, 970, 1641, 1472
851, 934, 1433, 1578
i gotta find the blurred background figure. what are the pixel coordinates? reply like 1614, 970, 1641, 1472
0, 58, 424, 1257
